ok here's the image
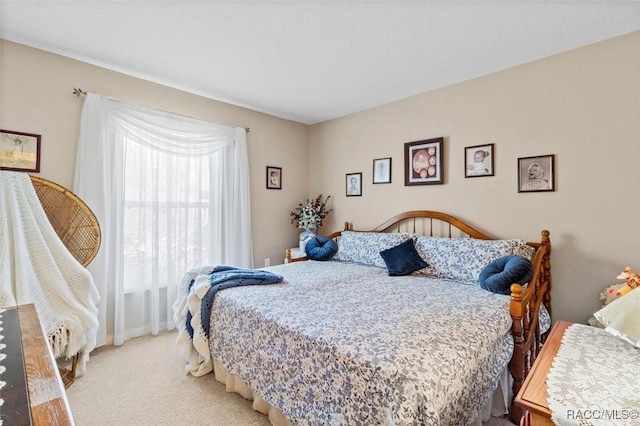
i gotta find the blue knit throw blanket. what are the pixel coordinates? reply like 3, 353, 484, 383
186, 265, 283, 339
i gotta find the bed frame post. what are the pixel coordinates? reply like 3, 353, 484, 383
508, 283, 525, 423
508, 229, 552, 424
541, 230, 552, 342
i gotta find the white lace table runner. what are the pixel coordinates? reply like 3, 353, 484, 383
547, 323, 640, 425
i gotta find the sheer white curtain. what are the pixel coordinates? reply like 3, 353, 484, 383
74, 94, 252, 346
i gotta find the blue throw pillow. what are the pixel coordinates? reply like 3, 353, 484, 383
478, 255, 533, 295
379, 238, 428, 276
305, 236, 338, 261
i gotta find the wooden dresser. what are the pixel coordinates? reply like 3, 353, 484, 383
515, 320, 572, 426
1, 304, 75, 425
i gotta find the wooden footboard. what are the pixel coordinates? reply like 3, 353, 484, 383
508, 230, 552, 423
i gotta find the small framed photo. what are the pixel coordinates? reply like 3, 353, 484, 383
404, 137, 443, 186
0, 129, 41, 172
266, 166, 282, 189
518, 155, 555, 193
465, 143, 494, 178
373, 157, 392, 184
346, 172, 362, 197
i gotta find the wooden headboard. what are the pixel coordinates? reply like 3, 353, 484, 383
327, 210, 493, 240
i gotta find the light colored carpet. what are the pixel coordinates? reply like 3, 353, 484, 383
66, 330, 514, 425
67, 330, 270, 426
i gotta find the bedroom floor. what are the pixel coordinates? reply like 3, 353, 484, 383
66, 330, 514, 425
489, 417, 513, 425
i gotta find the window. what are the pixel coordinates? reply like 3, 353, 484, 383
122, 138, 213, 292
74, 93, 251, 344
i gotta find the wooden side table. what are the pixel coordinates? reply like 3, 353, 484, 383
284, 247, 307, 263
515, 320, 572, 426
1, 304, 75, 425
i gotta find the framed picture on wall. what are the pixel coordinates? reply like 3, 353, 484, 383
266, 166, 282, 189
346, 172, 362, 197
372, 157, 391, 184
517, 155, 555, 192
464, 143, 494, 178
0, 129, 41, 172
404, 137, 443, 186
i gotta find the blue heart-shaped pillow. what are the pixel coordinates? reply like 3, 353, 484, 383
305, 236, 338, 261
478, 255, 533, 295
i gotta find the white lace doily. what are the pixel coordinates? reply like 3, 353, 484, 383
546, 323, 640, 425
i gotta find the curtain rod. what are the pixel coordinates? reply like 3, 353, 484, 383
72, 87, 250, 133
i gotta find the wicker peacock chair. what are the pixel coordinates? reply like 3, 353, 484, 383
30, 175, 101, 388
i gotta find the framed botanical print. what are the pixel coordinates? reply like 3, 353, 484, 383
404, 137, 443, 186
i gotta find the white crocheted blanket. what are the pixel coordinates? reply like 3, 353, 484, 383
0, 171, 99, 371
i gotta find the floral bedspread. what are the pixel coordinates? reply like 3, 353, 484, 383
209, 261, 514, 425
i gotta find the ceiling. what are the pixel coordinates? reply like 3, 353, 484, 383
1, 1, 639, 125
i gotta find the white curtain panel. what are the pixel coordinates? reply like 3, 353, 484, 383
74, 94, 252, 346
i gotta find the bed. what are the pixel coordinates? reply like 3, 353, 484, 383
175, 210, 552, 425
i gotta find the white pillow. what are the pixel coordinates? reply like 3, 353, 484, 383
333, 231, 412, 268
593, 288, 640, 348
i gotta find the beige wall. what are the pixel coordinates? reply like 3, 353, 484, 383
3, 31, 639, 325
309, 31, 640, 324
0, 39, 308, 268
